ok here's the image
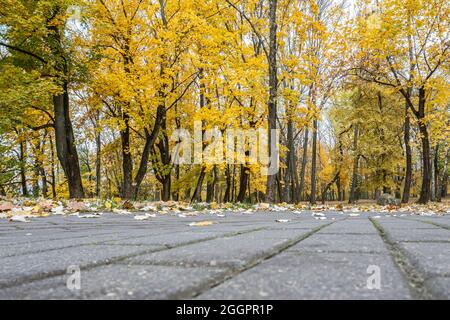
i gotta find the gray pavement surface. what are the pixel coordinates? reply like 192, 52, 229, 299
0, 211, 449, 300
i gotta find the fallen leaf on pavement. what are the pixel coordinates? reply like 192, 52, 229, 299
188, 221, 215, 227
0, 201, 14, 212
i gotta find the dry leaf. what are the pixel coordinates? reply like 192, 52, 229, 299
188, 221, 215, 227
0, 201, 14, 212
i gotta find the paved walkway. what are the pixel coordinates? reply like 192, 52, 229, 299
0, 211, 449, 299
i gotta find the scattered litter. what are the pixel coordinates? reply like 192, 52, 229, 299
78, 214, 101, 219
9, 215, 30, 223
52, 206, 65, 215
312, 212, 325, 217
276, 219, 290, 223
134, 213, 156, 221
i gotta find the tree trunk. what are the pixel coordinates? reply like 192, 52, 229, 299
19, 140, 28, 197
224, 165, 232, 203
191, 167, 206, 203
310, 119, 318, 204
237, 165, 250, 203
433, 145, 440, 202
299, 127, 309, 201
206, 167, 218, 203
417, 88, 431, 204
49, 134, 57, 198
322, 172, 340, 204
120, 112, 134, 200
53, 88, 84, 199
402, 99, 412, 203
265, 0, 278, 203
349, 125, 359, 204
95, 132, 101, 198
286, 118, 297, 203
438, 148, 449, 202
161, 176, 171, 202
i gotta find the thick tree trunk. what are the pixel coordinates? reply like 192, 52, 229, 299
265, 0, 278, 203
120, 112, 134, 200
402, 99, 412, 203
53, 88, 84, 199
161, 176, 171, 202
237, 165, 250, 203
310, 119, 318, 204
133, 105, 165, 199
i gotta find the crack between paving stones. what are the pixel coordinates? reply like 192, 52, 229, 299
369, 217, 439, 300
178, 221, 337, 300
0, 227, 265, 290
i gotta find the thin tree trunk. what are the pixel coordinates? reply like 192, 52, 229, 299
192, 167, 206, 203
349, 125, 359, 204
310, 119, 318, 204
417, 88, 431, 204
120, 112, 134, 200
433, 145, 440, 202
49, 134, 57, 198
402, 98, 412, 203
95, 132, 101, 198
19, 140, 28, 197
438, 148, 449, 202
299, 127, 309, 201
224, 165, 232, 203
265, 0, 278, 203
206, 167, 218, 203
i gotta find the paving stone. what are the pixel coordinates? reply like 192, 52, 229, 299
425, 277, 450, 299
288, 233, 388, 253
397, 242, 450, 276
1, 212, 449, 299
198, 251, 412, 300
0, 244, 162, 287
0, 265, 228, 300
124, 229, 314, 268
380, 228, 449, 242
